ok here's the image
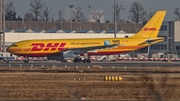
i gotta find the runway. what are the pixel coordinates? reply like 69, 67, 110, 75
1, 60, 180, 67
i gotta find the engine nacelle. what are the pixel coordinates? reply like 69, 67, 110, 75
63, 50, 80, 60
47, 50, 81, 61
46, 56, 61, 61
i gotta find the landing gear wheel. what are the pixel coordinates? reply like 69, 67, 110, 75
87, 59, 91, 63
73, 57, 82, 63
82, 58, 91, 63
82, 59, 87, 63
78, 58, 82, 63
73, 58, 78, 63
24, 60, 29, 63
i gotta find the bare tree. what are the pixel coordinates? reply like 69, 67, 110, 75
5, 1, 16, 20
112, 4, 125, 22
29, 0, 45, 21
146, 6, 156, 21
129, 2, 147, 23
58, 9, 64, 21
24, 11, 35, 21
174, 7, 180, 21
91, 10, 104, 23
40, 6, 55, 21
72, 6, 85, 22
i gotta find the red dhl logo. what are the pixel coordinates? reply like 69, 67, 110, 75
31, 43, 66, 51
143, 28, 157, 31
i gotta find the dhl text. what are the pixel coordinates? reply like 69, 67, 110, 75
143, 28, 157, 31
31, 43, 66, 51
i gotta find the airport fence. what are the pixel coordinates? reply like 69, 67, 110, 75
6, 55, 180, 62
13, 56, 48, 61
117, 57, 180, 61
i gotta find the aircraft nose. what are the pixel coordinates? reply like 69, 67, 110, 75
6, 47, 11, 52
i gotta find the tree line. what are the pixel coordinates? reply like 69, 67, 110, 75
5, 0, 180, 23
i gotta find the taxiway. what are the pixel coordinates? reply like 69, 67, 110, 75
1, 60, 180, 67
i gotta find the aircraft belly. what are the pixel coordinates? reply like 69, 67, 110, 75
14, 51, 61, 57
87, 51, 128, 55
87, 45, 145, 55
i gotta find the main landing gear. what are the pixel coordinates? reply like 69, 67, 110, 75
73, 57, 91, 63
73, 57, 82, 63
73, 53, 91, 63
82, 58, 91, 63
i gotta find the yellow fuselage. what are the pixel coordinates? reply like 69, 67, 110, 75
6, 37, 163, 57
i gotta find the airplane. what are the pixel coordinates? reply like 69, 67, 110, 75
6, 11, 166, 63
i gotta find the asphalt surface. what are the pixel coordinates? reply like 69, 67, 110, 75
0, 60, 180, 67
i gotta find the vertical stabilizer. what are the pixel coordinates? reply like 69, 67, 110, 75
131, 11, 166, 38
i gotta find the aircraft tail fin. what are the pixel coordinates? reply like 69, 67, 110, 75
131, 11, 166, 38
104, 40, 111, 46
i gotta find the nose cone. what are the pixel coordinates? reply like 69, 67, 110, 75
6, 47, 11, 53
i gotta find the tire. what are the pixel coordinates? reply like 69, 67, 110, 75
83, 59, 87, 63
73, 58, 78, 63
78, 58, 82, 63
87, 59, 91, 63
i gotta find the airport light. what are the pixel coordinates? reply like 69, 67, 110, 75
87, 4, 91, 30
2, 0, 5, 52
0, 0, 5, 52
68, 4, 74, 30
114, 0, 117, 38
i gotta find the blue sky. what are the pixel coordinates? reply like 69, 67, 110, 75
6, 0, 180, 22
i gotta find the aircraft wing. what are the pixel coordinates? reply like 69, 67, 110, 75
70, 44, 117, 50
62, 44, 118, 54
61, 39, 118, 54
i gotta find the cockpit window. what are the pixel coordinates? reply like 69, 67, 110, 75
13, 44, 17, 47
10, 44, 17, 47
